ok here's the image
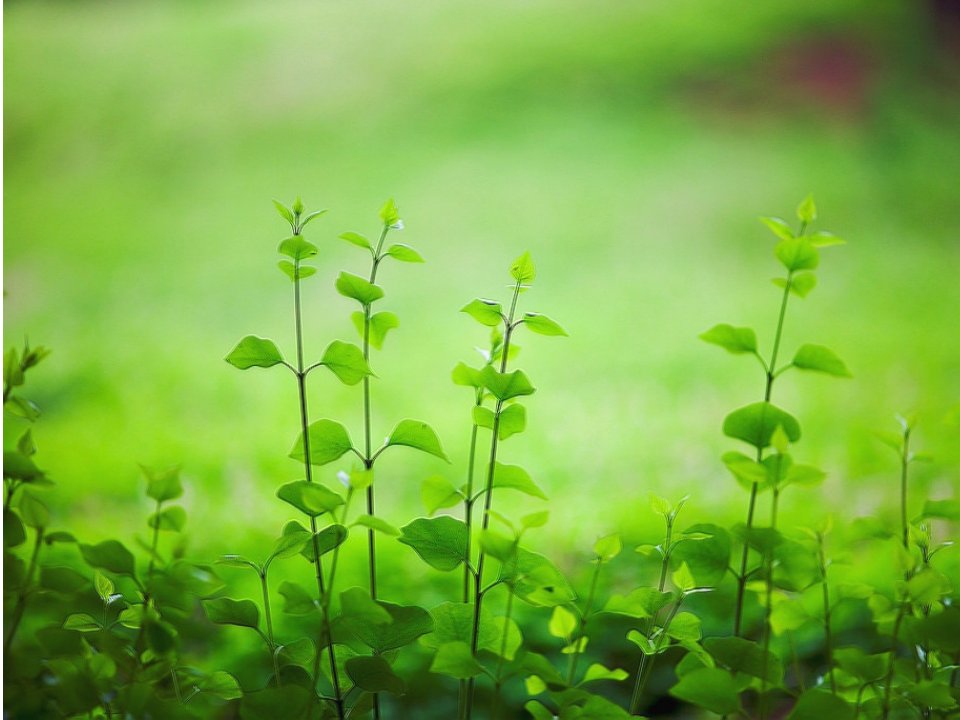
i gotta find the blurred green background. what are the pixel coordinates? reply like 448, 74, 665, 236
4, 0, 960, 691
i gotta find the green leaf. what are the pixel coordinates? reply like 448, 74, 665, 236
503, 549, 576, 607
671, 523, 731, 587
479, 366, 535, 401
277, 236, 318, 261
204, 597, 259, 629
63, 613, 102, 632
462, 299, 504, 327
666, 612, 702, 642
278, 581, 317, 615
492, 462, 547, 500
451, 361, 484, 389
3, 451, 43, 481
498, 403, 526, 440
353, 514, 399, 536
277, 261, 316, 281
759, 216, 794, 240
385, 243, 423, 263
786, 271, 817, 298
721, 451, 770, 490
268, 524, 312, 562
379, 198, 401, 226
833, 648, 886, 683
775, 237, 819, 272
301, 524, 348, 562
346, 601, 433, 652
548, 606, 577, 638
147, 506, 187, 532
320, 340, 373, 385
788, 689, 853, 720
335, 271, 384, 305
479, 529, 517, 562
808, 231, 845, 248
670, 667, 743, 715
430, 641, 485, 679
4, 508, 25, 548
351, 311, 400, 350
581, 664, 629, 684
339, 231, 372, 250
225, 336, 285, 370
289, 419, 354, 466
509, 252, 536, 283
594, 534, 622, 562
671, 562, 696, 593
19, 491, 50, 528
699, 324, 758, 355
420, 475, 462, 515
80, 540, 136, 576
792, 344, 851, 377
141, 464, 183, 503
473, 405, 495, 430
921, 499, 960, 521
386, 419, 448, 461
340, 587, 393, 625
796, 195, 817, 224
723, 402, 801, 450
398, 517, 467, 571
273, 200, 295, 226
198, 671, 243, 700
276, 481, 344, 517
704, 636, 783, 685
522, 312, 567, 337
346, 655, 405, 695
93, 570, 114, 602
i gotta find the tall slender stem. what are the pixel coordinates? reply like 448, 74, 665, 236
567, 559, 603, 686
491, 585, 517, 719
881, 603, 907, 720
817, 534, 836, 695
463, 414, 481, 603
759, 486, 782, 720
260, 572, 281, 687
734, 270, 793, 637
631, 598, 684, 714
465, 280, 522, 720
3, 525, 43, 656
900, 428, 911, 552
629, 519, 673, 715
293, 259, 345, 720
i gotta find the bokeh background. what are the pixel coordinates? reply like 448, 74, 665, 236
4, 0, 960, 711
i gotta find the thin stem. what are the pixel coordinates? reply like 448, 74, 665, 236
759, 486, 782, 720
567, 559, 603, 687
293, 260, 345, 720
734, 482, 759, 637
463, 411, 481, 604
260, 571, 281, 687
900, 428, 911, 551
881, 602, 907, 720
3, 525, 44, 656
629, 520, 673, 715
362, 225, 389, 720
817, 534, 836, 695
788, 631, 805, 692
466, 280, 522, 720
491, 585, 516, 718
631, 598, 684, 714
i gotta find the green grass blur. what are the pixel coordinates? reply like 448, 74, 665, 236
5, 0, 959, 623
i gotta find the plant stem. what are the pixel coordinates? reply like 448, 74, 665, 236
3, 525, 44, 656
260, 571, 281, 687
567, 558, 603, 687
734, 270, 793, 637
465, 280, 522, 720
491, 585, 516, 719
817, 533, 836, 695
629, 518, 673, 715
631, 598, 684, 714
463, 411, 481, 604
881, 602, 907, 720
759, 486, 782, 720
900, 428, 911, 552
360, 224, 389, 720
293, 259, 345, 720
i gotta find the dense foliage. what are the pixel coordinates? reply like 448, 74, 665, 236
4, 197, 957, 719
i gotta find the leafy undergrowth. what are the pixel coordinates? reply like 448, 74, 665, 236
4, 197, 957, 720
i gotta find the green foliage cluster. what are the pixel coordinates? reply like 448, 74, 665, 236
4, 196, 958, 720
